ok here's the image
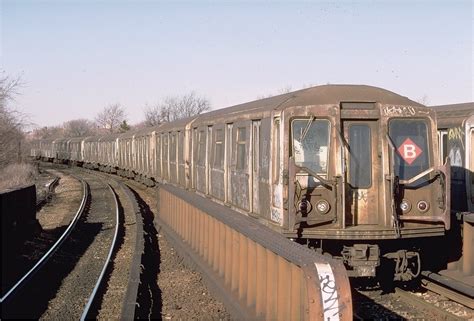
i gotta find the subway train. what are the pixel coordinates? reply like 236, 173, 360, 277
31, 85, 452, 281
432, 103, 473, 215
432, 103, 473, 275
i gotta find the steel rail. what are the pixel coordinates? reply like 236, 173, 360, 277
421, 279, 474, 309
78, 168, 145, 320
36, 176, 59, 208
80, 184, 120, 321
0, 179, 89, 303
421, 271, 474, 299
394, 287, 464, 321
120, 183, 145, 320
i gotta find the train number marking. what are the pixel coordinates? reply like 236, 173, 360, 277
314, 262, 340, 321
397, 138, 422, 165
383, 105, 416, 116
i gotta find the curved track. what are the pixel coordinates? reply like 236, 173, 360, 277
1, 173, 121, 319
0, 177, 88, 304
80, 184, 119, 320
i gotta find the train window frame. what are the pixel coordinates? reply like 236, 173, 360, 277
348, 124, 372, 188
213, 128, 225, 169
197, 129, 206, 166
178, 131, 184, 167
272, 118, 281, 184
163, 133, 169, 179
156, 134, 161, 177
170, 132, 177, 165
290, 117, 331, 176
388, 118, 432, 183
438, 129, 448, 164
236, 127, 247, 171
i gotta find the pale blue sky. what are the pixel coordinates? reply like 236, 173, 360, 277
1, 0, 473, 127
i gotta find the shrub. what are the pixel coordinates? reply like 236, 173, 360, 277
0, 163, 38, 191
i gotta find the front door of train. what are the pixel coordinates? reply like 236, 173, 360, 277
343, 120, 380, 225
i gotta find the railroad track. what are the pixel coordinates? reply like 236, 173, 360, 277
394, 287, 472, 321
353, 283, 473, 320
1, 176, 89, 317
35, 175, 59, 210
420, 271, 474, 310
0, 171, 143, 319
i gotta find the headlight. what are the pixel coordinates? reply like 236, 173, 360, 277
316, 200, 330, 214
298, 199, 312, 214
400, 199, 411, 213
417, 200, 429, 213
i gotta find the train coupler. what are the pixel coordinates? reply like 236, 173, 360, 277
384, 250, 421, 281
341, 244, 380, 277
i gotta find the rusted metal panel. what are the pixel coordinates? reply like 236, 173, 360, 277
246, 239, 257, 308
224, 224, 232, 287
265, 250, 277, 321
277, 256, 291, 321
238, 233, 248, 301
231, 229, 240, 293
255, 243, 267, 318
218, 221, 226, 278
156, 184, 353, 321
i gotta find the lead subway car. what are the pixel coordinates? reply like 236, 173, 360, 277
190, 85, 449, 281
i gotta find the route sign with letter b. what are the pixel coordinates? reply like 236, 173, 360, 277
397, 138, 422, 165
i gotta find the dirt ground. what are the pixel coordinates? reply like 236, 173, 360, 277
125, 181, 232, 320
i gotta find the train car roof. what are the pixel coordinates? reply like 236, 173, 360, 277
431, 102, 474, 128
195, 84, 423, 123
118, 125, 161, 138
154, 116, 196, 132
51, 138, 69, 143
67, 137, 87, 142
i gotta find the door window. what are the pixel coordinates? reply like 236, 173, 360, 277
349, 124, 371, 188
236, 127, 247, 170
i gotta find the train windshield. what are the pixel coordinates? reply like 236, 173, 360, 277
291, 119, 330, 174
388, 119, 430, 181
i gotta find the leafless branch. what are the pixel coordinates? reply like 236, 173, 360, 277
144, 91, 211, 126
95, 103, 127, 133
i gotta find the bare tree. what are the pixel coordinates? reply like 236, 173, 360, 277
95, 103, 126, 133
0, 74, 22, 108
63, 119, 95, 137
143, 103, 164, 126
144, 91, 211, 126
177, 92, 211, 118
0, 74, 27, 168
30, 125, 64, 140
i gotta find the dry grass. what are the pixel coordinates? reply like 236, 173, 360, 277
0, 162, 38, 191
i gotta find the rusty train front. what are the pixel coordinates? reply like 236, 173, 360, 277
278, 92, 450, 280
